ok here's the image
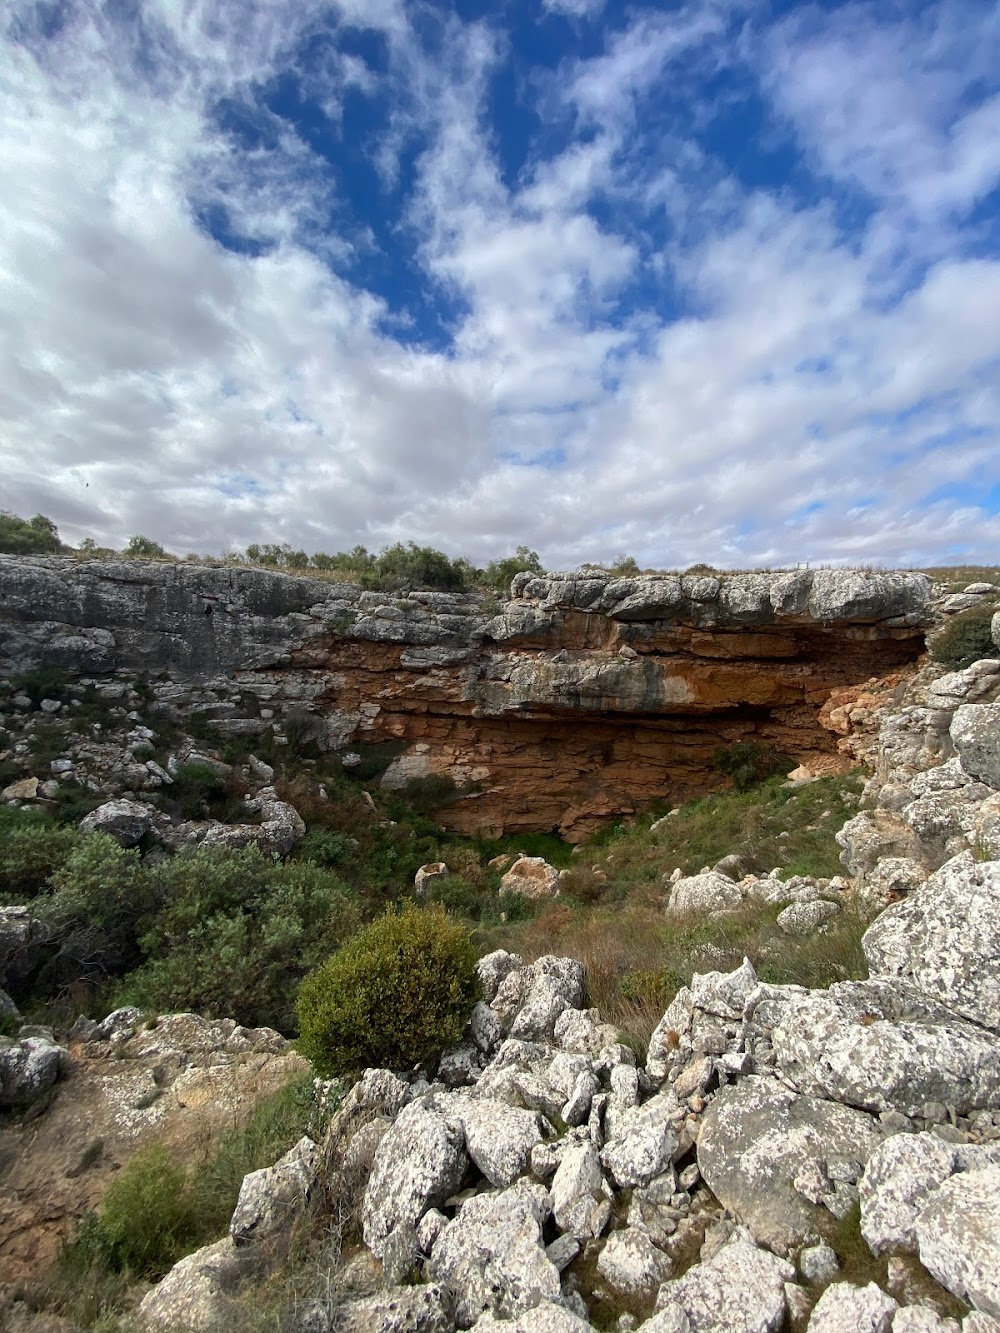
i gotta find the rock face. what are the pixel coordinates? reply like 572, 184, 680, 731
0, 557, 931, 838
0, 1013, 299, 1282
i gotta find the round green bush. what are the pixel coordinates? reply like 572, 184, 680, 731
296, 903, 479, 1078
929, 602, 999, 671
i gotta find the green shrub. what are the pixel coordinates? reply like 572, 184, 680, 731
483, 545, 543, 593
0, 809, 81, 901
168, 761, 237, 820
35, 836, 154, 986
929, 603, 1000, 670
124, 846, 359, 1031
295, 827, 357, 868
297, 903, 479, 1077
0, 511, 62, 555
123, 534, 167, 560
711, 741, 793, 792
12, 666, 70, 706
74, 1142, 199, 1276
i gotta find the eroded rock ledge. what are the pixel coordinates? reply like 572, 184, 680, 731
0, 558, 933, 838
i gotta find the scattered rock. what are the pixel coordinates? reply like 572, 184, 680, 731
804, 1281, 897, 1332
414, 863, 450, 895
500, 857, 561, 900
79, 797, 154, 847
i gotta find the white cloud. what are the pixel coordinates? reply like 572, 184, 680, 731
1, 0, 999, 571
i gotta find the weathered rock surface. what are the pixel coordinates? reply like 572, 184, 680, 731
0, 1013, 300, 1282
330, 1283, 455, 1333
950, 704, 1000, 790
78, 797, 153, 847
697, 1077, 881, 1249
767, 980, 1000, 1115
427, 1180, 561, 1327
500, 857, 561, 899
597, 1226, 672, 1296
859, 1133, 960, 1256
804, 1281, 897, 1332
862, 854, 1000, 1033
914, 1164, 1000, 1318
653, 1234, 794, 1333
138, 1238, 258, 1330
229, 1136, 318, 1246
362, 1097, 468, 1259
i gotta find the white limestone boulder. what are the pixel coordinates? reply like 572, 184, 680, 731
653, 1234, 794, 1333
362, 1096, 468, 1259
428, 1179, 561, 1326
597, 1226, 672, 1296
697, 1078, 880, 1249
805, 1281, 896, 1332
862, 854, 1000, 1034
914, 1164, 1000, 1319
950, 704, 1000, 790
858, 1132, 958, 1256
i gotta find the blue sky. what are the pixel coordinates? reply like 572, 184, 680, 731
2, 0, 1000, 569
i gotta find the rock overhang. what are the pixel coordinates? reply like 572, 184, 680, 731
0, 557, 934, 838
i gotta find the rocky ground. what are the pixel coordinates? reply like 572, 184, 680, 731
1, 583, 999, 1332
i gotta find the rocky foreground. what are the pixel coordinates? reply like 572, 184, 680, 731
110, 634, 1000, 1332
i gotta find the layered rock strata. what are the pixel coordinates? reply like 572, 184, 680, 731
0, 558, 932, 838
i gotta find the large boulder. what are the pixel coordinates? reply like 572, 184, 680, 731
0, 1034, 67, 1107
804, 1282, 897, 1332
435, 1093, 543, 1188
863, 854, 1000, 1033
597, 1226, 672, 1297
79, 797, 153, 847
550, 1139, 611, 1241
914, 1164, 1000, 1319
697, 1077, 881, 1250
768, 980, 1000, 1116
500, 857, 561, 900
331, 1283, 454, 1332
950, 705, 1000, 790
858, 1133, 959, 1256
139, 1237, 258, 1330
229, 1136, 318, 1246
652, 1234, 794, 1333
362, 1097, 468, 1259
428, 1179, 561, 1326
667, 871, 745, 914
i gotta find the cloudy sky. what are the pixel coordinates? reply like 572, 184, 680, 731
2, 0, 1000, 569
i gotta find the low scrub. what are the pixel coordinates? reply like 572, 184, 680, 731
929, 602, 1000, 671
122, 847, 361, 1031
0, 807, 82, 902
297, 903, 479, 1078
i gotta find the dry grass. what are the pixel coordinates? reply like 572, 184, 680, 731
480, 890, 869, 1057
921, 565, 1000, 591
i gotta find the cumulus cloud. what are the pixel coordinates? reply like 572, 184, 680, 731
0, 0, 999, 569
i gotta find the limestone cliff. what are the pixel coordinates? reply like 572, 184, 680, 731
0, 557, 933, 838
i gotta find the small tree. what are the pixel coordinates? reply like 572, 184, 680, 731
484, 545, 543, 593
124, 534, 166, 559
0, 511, 62, 555
296, 903, 478, 1077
